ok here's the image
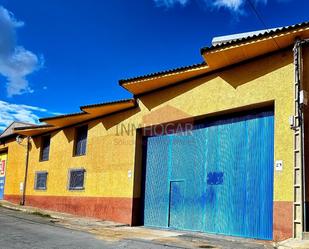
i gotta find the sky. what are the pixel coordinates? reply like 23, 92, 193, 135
0, 0, 308, 131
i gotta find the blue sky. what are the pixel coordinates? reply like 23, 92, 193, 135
0, 0, 308, 131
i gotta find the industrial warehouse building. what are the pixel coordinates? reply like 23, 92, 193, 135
1, 21, 309, 242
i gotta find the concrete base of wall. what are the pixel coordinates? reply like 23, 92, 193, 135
4, 195, 293, 242
4, 194, 21, 205
273, 201, 293, 241
4, 194, 135, 225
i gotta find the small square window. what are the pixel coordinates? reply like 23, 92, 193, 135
69, 169, 85, 190
74, 126, 88, 156
35, 172, 48, 190
40, 135, 51, 161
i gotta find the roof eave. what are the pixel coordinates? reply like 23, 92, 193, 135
119, 64, 210, 95
119, 62, 207, 86
14, 124, 54, 131
39, 112, 87, 122
79, 98, 136, 110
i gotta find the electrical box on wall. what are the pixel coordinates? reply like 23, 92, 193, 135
289, 115, 295, 128
128, 170, 132, 178
300, 90, 308, 106
19, 182, 24, 192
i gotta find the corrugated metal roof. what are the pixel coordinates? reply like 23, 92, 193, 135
80, 98, 135, 109
201, 21, 309, 53
119, 62, 206, 85
13, 124, 53, 131
39, 98, 137, 122
120, 21, 309, 85
211, 28, 279, 46
39, 111, 87, 122
37, 99, 135, 124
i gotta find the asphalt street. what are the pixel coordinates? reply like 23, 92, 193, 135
0, 206, 276, 249
0, 207, 180, 249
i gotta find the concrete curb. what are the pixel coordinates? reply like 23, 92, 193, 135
0, 201, 60, 220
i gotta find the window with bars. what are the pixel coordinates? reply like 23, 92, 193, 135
74, 125, 88, 156
68, 169, 85, 190
40, 135, 51, 161
35, 172, 48, 190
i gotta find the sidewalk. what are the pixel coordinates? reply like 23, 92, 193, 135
277, 239, 309, 249
0, 200, 298, 249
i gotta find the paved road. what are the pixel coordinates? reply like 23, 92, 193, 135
0, 207, 273, 249
0, 207, 178, 249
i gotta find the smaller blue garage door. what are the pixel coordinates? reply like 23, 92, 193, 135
143, 110, 274, 240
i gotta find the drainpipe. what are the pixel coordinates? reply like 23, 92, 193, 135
294, 38, 309, 233
21, 136, 30, 206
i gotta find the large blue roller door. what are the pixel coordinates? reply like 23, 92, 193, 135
143, 110, 274, 240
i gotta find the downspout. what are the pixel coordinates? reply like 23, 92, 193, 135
21, 136, 30, 206
294, 38, 309, 234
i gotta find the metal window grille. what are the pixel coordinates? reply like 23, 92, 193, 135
69, 169, 85, 190
74, 126, 88, 156
40, 135, 51, 161
35, 172, 48, 190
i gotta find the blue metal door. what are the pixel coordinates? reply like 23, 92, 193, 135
169, 181, 185, 229
0, 177, 5, 200
0, 176, 5, 199
143, 135, 170, 227
143, 110, 274, 240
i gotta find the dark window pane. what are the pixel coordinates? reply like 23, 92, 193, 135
74, 126, 88, 156
35, 172, 47, 190
69, 169, 85, 190
40, 135, 50, 161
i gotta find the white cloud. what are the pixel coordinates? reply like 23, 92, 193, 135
154, 0, 189, 7
0, 6, 43, 97
212, 0, 267, 11
212, 0, 244, 11
154, 0, 267, 12
0, 100, 57, 131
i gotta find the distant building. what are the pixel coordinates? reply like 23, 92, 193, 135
0, 122, 34, 200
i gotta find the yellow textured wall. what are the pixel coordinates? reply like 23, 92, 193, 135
0, 138, 27, 197
26, 122, 136, 197
19, 49, 294, 202
137, 50, 294, 202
